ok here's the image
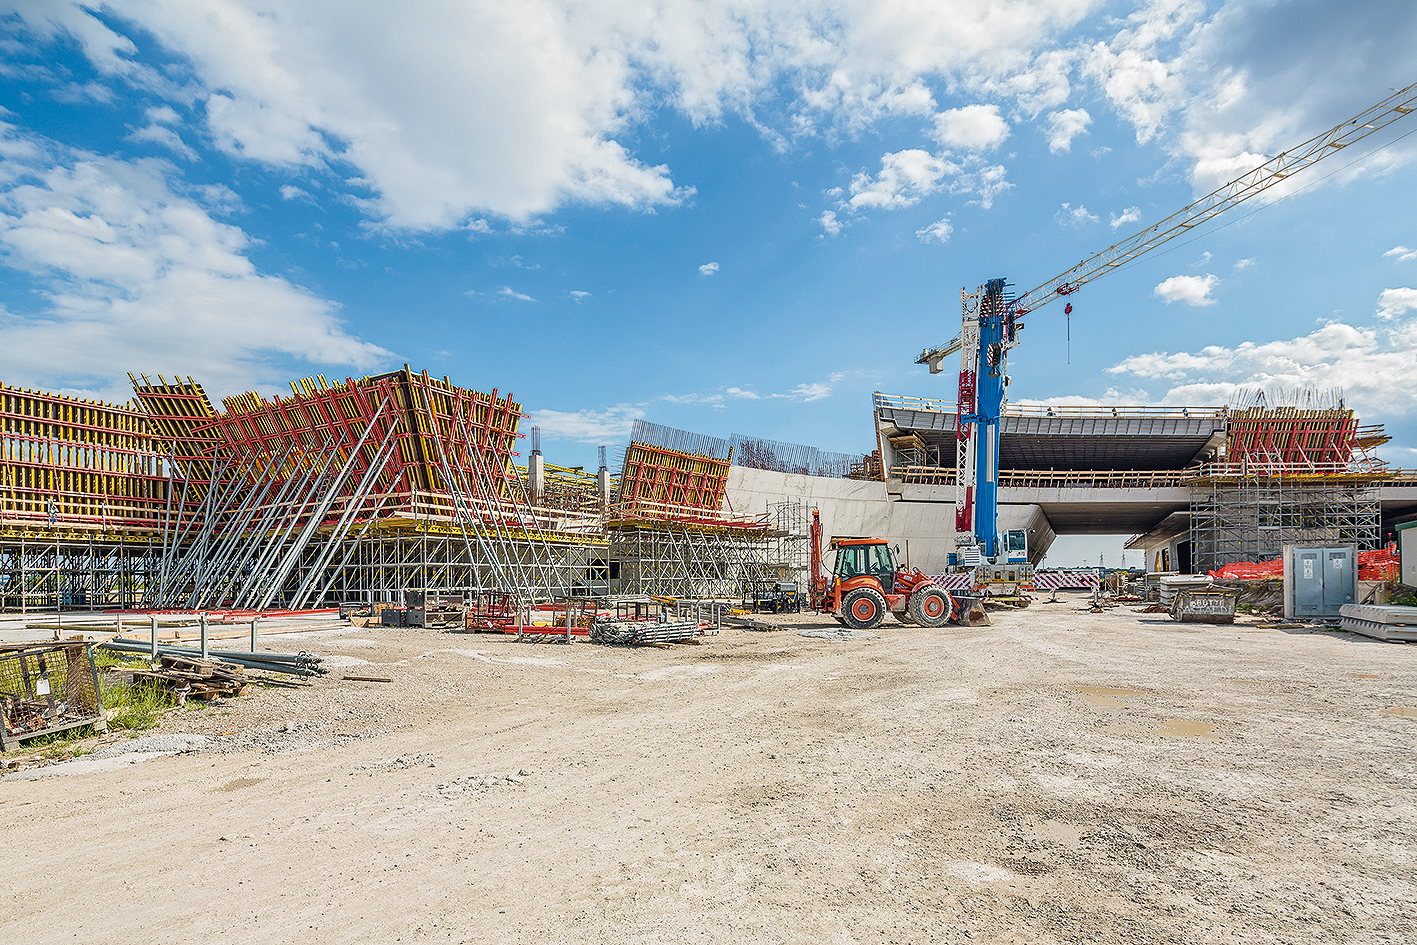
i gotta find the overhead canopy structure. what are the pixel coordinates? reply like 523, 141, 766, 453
874, 395, 1227, 473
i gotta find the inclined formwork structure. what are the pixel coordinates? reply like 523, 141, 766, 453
605, 423, 776, 598
0, 375, 822, 610
0, 370, 615, 611
131, 368, 607, 608
1185, 404, 1387, 573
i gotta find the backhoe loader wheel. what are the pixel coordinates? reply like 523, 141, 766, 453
908, 587, 954, 628
842, 587, 887, 630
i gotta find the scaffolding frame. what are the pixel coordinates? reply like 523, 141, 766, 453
1187, 470, 1382, 574
605, 520, 777, 599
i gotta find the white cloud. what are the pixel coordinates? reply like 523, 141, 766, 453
1045, 108, 1091, 152
1377, 287, 1417, 320
1107, 310, 1417, 417
1056, 202, 1099, 227
789, 382, 832, 402
1153, 273, 1219, 306
843, 148, 1011, 215
665, 372, 844, 407
498, 286, 535, 302
0, 125, 389, 399
17, 0, 1416, 238
569, 289, 591, 301
916, 217, 952, 243
848, 149, 954, 211
932, 104, 1010, 151
17, 0, 1134, 232
526, 403, 644, 443
1110, 205, 1141, 228
127, 104, 198, 160
1233, 257, 1255, 270
818, 209, 843, 236
1386, 245, 1417, 263
698, 261, 719, 276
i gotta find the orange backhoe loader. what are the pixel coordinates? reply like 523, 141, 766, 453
809, 510, 954, 629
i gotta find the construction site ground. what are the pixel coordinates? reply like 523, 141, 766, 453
4, 594, 1415, 945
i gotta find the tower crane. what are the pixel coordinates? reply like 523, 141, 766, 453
917, 80, 1417, 573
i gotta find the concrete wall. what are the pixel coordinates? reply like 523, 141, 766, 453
725, 467, 1053, 573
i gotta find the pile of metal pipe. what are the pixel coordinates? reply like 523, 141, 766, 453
100, 639, 325, 677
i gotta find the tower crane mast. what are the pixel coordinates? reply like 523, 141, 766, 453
917, 80, 1417, 565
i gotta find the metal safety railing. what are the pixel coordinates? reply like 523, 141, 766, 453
873, 391, 1226, 421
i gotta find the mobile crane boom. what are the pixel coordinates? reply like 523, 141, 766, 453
917, 80, 1417, 562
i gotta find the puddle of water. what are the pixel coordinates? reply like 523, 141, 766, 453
1380, 707, 1417, 719
1153, 720, 1217, 738
1073, 685, 1145, 708
1225, 678, 1264, 685
214, 777, 267, 792
1352, 674, 1381, 679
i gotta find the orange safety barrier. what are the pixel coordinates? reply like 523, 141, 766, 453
1209, 545, 1399, 582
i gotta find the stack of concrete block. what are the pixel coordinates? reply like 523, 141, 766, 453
1339, 604, 1417, 642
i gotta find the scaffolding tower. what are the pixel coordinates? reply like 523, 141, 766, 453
768, 498, 812, 587
1187, 471, 1382, 574
605, 520, 776, 599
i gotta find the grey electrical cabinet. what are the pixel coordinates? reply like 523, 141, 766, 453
1283, 545, 1356, 620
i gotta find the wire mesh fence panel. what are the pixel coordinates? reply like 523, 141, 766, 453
0, 642, 106, 751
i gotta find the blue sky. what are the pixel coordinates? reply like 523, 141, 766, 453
2, 1, 1416, 566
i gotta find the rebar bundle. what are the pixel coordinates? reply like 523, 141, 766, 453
729, 433, 856, 477
626, 420, 731, 460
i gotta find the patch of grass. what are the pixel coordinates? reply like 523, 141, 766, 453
97, 653, 175, 731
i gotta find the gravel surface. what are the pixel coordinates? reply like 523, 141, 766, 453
3, 596, 1415, 944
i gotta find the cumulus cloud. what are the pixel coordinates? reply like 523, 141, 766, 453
526, 403, 644, 443
818, 209, 843, 236
15, 0, 1417, 236
789, 381, 833, 402
1107, 310, 1417, 417
0, 126, 389, 399
13, 0, 1117, 233
916, 217, 953, 243
844, 148, 1010, 217
698, 261, 719, 275
1154, 273, 1219, 306
848, 149, 954, 211
1045, 108, 1091, 152
1377, 287, 1417, 320
1056, 202, 1099, 227
932, 104, 1010, 151
1110, 205, 1142, 228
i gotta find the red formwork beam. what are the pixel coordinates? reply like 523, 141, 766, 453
1227, 408, 1362, 468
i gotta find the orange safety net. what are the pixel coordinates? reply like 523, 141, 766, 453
1208, 546, 1399, 582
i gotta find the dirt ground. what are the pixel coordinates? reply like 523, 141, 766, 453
4, 595, 1415, 945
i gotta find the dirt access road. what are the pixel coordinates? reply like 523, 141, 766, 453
4, 597, 1415, 945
